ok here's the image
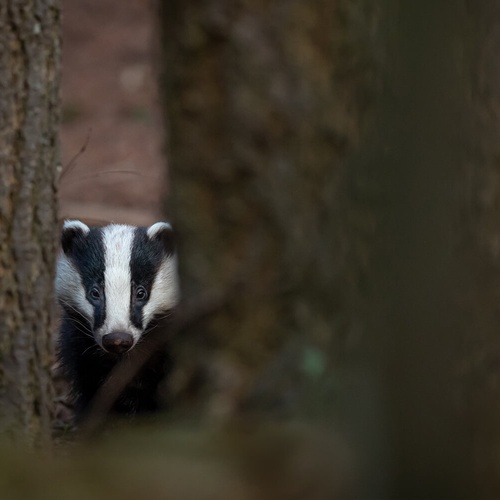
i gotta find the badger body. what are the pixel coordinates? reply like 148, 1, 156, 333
55, 220, 179, 417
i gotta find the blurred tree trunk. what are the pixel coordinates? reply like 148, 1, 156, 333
160, 0, 500, 497
463, 1, 500, 497
159, 0, 384, 494
160, 1, 382, 380
370, 2, 500, 498
369, 2, 472, 498
0, 0, 60, 446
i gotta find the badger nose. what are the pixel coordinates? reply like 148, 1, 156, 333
102, 332, 134, 354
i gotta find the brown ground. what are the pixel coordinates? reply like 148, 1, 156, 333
59, 0, 165, 226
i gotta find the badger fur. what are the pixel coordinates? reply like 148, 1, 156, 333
55, 220, 180, 417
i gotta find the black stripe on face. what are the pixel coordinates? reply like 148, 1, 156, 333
130, 227, 165, 329
65, 227, 106, 331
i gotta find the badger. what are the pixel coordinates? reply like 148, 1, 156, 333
55, 220, 180, 417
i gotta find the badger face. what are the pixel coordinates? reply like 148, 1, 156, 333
55, 220, 179, 354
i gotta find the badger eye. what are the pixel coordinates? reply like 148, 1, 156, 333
136, 286, 148, 301
89, 286, 101, 301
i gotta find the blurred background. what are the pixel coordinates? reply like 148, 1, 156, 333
53, 0, 500, 499
59, 0, 165, 225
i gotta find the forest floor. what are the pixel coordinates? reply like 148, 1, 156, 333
59, 0, 166, 226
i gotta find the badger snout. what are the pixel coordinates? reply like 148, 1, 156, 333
102, 331, 134, 354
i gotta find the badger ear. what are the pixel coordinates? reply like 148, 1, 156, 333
61, 220, 90, 255
147, 222, 175, 255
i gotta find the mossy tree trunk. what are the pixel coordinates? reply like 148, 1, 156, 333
160, 1, 382, 376
159, 0, 384, 493
160, 0, 500, 497
0, 0, 60, 446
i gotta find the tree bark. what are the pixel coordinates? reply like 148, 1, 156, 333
160, 1, 382, 366
0, 0, 60, 446
159, 0, 384, 494
159, 0, 500, 497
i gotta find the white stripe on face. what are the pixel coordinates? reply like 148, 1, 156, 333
96, 225, 140, 344
56, 254, 94, 323
142, 253, 180, 328
56, 220, 94, 323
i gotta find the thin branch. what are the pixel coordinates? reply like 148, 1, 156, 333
59, 128, 92, 180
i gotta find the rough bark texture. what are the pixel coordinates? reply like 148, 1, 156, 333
0, 0, 60, 446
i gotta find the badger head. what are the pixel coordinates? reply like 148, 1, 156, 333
55, 220, 179, 354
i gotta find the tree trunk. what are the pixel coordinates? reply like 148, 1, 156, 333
366, 2, 473, 497
160, 1, 382, 371
159, 0, 384, 493
462, 1, 500, 496
160, 0, 500, 497
0, 0, 60, 446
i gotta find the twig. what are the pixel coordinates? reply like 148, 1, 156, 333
59, 128, 92, 180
